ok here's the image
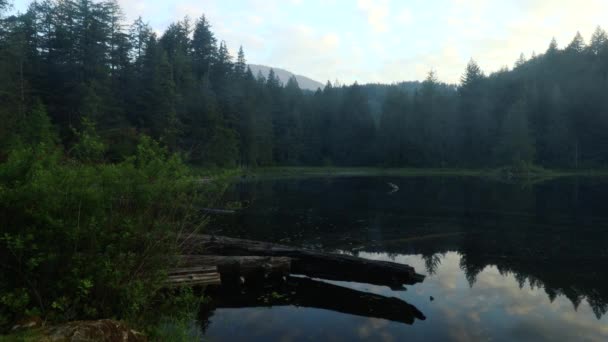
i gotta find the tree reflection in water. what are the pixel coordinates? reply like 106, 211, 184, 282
205, 176, 608, 338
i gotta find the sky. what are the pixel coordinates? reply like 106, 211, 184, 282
10, 0, 608, 84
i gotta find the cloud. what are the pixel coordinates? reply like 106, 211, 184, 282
357, 0, 391, 33
438, 0, 608, 81
89, 0, 608, 85
396, 8, 413, 26
268, 25, 346, 82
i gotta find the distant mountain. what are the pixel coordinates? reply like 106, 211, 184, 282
248, 64, 324, 91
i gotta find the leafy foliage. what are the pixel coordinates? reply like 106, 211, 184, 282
0, 134, 201, 329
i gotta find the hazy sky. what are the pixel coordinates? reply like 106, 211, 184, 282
11, 0, 608, 84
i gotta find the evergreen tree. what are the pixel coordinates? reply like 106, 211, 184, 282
547, 38, 559, 55
211, 41, 232, 86
378, 88, 410, 165
266, 68, 281, 88
589, 26, 608, 55
191, 15, 217, 81
459, 59, 491, 166
566, 32, 585, 53
235, 45, 247, 78
129, 17, 151, 62
515, 53, 527, 68
460, 59, 484, 87
0, 0, 9, 13
332, 83, 375, 165
495, 99, 535, 165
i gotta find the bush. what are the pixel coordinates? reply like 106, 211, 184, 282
142, 288, 206, 341
0, 136, 205, 331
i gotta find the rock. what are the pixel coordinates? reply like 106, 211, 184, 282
45, 319, 146, 342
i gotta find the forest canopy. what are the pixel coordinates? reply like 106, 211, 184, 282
1, 0, 608, 169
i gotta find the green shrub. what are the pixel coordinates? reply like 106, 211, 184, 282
0, 136, 205, 331
142, 288, 206, 342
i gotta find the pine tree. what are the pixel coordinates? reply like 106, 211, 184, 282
0, 0, 10, 18
547, 37, 559, 54
210, 40, 233, 96
496, 99, 535, 165
332, 83, 376, 165
235, 46, 247, 77
378, 88, 410, 165
266, 68, 281, 88
256, 70, 266, 84
460, 59, 484, 88
156, 51, 180, 149
566, 32, 585, 53
540, 85, 573, 167
515, 53, 527, 68
589, 26, 608, 55
421, 70, 438, 97
191, 15, 217, 81
130, 17, 151, 62
459, 59, 490, 166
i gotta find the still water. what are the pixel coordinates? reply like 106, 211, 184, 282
202, 176, 608, 341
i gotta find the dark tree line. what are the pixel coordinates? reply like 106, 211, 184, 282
2, 0, 608, 168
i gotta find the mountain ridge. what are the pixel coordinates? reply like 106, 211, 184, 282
248, 64, 324, 91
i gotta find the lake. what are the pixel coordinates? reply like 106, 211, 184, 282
201, 175, 608, 341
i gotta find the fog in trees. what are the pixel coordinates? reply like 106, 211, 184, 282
2, 1, 608, 170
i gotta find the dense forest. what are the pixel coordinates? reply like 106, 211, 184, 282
2, 0, 608, 169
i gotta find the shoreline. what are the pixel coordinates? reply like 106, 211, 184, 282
240, 166, 608, 181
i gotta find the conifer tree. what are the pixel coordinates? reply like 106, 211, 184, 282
566, 32, 585, 53
547, 38, 559, 54
589, 26, 608, 55
192, 15, 217, 81
235, 45, 247, 78
515, 53, 527, 68
496, 99, 535, 165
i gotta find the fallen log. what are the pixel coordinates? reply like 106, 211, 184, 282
179, 255, 290, 286
182, 235, 425, 289
165, 266, 221, 287
180, 255, 290, 275
205, 276, 426, 325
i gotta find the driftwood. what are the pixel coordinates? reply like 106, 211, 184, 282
205, 276, 426, 325
181, 235, 425, 289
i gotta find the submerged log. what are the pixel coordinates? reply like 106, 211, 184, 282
205, 276, 426, 325
182, 235, 425, 288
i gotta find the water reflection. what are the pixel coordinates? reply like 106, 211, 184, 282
203, 176, 608, 341
203, 276, 425, 325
